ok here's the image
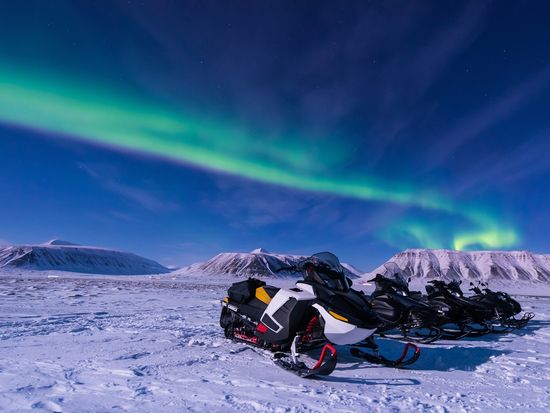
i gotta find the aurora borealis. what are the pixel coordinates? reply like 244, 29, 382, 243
0, 65, 518, 251
1, 1, 549, 267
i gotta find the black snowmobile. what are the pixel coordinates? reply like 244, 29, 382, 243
367, 263, 442, 344
220, 252, 420, 378
423, 280, 495, 338
468, 281, 534, 330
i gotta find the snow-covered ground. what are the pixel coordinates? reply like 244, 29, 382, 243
1, 273, 550, 412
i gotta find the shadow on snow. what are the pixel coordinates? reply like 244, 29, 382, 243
320, 375, 421, 386
333, 337, 512, 373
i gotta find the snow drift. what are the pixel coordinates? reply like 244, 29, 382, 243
0, 239, 170, 275
368, 249, 550, 282
177, 248, 362, 278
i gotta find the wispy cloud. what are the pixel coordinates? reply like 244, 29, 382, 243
104, 180, 179, 212
205, 176, 409, 246
108, 210, 135, 222
426, 64, 550, 170
453, 127, 550, 194
120, 1, 490, 160
78, 162, 180, 213
206, 179, 314, 228
287, 1, 491, 164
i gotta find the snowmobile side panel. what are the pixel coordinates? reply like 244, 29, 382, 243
261, 287, 316, 334
259, 291, 316, 345
312, 304, 376, 345
370, 296, 403, 324
294, 282, 315, 295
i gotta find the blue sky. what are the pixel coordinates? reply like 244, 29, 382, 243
1, 1, 550, 270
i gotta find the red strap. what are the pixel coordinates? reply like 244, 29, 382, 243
312, 343, 337, 370
395, 342, 420, 364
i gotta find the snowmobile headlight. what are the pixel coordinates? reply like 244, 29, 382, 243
328, 310, 349, 322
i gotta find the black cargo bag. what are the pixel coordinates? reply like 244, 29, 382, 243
228, 278, 266, 304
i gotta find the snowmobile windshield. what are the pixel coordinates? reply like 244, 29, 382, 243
310, 252, 344, 273
377, 262, 408, 289
302, 252, 349, 292
447, 280, 464, 296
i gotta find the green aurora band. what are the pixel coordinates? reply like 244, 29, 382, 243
0, 66, 518, 250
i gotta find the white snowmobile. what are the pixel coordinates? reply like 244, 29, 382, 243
220, 252, 420, 378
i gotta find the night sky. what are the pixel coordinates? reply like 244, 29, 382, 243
1, 1, 550, 270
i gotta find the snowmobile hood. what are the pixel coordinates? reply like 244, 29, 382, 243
389, 293, 436, 313
307, 282, 381, 329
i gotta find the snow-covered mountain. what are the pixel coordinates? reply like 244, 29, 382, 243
176, 248, 362, 278
341, 263, 363, 278
367, 249, 550, 282
0, 240, 170, 275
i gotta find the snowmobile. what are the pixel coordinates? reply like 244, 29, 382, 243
467, 281, 534, 330
423, 280, 496, 338
367, 263, 442, 344
220, 252, 420, 378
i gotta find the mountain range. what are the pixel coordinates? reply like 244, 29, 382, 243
1, 240, 549, 282
367, 249, 550, 282
0, 240, 170, 275
175, 248, 363, 278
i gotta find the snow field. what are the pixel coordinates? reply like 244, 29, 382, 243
0, 274, 549, 412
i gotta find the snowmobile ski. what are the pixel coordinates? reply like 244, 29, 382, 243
350, 341, 421, 368
380, 326, 441, 344
501, 312, 534, 329
273, 343, 337, 378
439, 323, 473, 340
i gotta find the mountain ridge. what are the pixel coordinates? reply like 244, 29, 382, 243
176, 249, 363, 278
0, 241, 170, 275
367, 248, 550, 282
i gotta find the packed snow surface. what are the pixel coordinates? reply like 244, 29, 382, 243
368, 249, 550, 282
1, 272, 549, 412
0, 242, 169, 275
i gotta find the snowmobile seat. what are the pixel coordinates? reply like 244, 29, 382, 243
233, 287, 279, 320
257, 285, 280, 302
228, 278, 266, 303
227, 280, 280, 320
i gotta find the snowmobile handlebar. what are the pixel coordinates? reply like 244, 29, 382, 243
368, 274, 409, 293
468, 281, 490, 293
367, 274, 390, 283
